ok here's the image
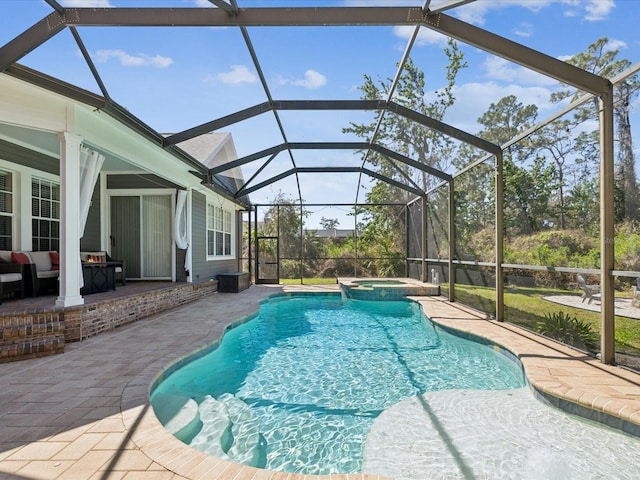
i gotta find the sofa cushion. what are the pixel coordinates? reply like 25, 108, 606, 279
0, 250, 12, 263
0, 273, 22, 283
11, 252, 31, 264
29, 251, 52, 272
36, 270, 59, 279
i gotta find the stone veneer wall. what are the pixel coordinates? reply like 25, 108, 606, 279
63, 281, 218, 342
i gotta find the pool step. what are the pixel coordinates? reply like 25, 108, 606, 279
189, 393, 262, 466
152, 392, 201, 443
219, 393, 262, 466
190, 395, 232, 458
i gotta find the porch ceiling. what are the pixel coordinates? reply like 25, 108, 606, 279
0, 0, 621, 212
0, 123, 145, 173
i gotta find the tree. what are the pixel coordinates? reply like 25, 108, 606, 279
550, 37, 640, 222
530, 119, 580, 229
320, 217, 339, 231
343, 39, 467, 274
565, 130, 601, 232
259, 192, 308, 279
344, 41, 465, 195
475, 95, 556, 235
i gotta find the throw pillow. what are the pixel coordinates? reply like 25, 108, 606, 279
50, 251, 60, 270
11, 252, 31, 264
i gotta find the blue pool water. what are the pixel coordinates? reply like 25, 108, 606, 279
151, 294, 525, 475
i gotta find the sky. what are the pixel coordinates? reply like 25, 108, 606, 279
1, 0, 640, 228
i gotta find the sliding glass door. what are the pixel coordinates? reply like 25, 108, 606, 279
110, 194, 173, 280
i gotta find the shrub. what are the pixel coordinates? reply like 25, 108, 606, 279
536, 311, 599, 352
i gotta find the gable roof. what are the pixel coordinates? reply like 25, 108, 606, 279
174, 132, 249, 204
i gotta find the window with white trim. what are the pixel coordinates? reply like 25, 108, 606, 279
32, 177, 60, 252
0, 170, 13, 250
207, 203, 233, 257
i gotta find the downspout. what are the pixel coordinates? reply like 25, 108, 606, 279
600, 89, 615, 364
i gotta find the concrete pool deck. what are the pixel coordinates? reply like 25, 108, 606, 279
1, 284, 640, 479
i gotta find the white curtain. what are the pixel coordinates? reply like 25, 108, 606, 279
174, 190, 191, 278
79, 146, 105, 237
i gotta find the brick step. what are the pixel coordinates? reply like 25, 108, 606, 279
0, 336, 65, 362
1, 321, 65, 341
0, 315, 65, 363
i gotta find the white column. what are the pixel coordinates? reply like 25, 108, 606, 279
56, 132, 84, 307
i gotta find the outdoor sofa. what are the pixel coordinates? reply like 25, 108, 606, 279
0, 250, 59, 297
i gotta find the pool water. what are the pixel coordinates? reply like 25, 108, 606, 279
151, 294, 525, 475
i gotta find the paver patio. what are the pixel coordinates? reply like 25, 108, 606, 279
1, 284, 639, 479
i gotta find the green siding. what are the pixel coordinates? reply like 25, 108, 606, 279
0, 138, 58, 174
191, 190, 237, 282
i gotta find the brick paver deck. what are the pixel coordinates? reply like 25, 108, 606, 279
1, 284, 639, 479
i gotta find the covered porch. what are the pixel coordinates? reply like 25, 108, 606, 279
0, 279, 218, 363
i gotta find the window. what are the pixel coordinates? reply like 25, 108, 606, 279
0, 170, 12, 250
32, 177, 60, 252
207, 203, 233, 257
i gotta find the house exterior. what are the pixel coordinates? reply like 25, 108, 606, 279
311, 228, 355, 240
0, 72, 248, 308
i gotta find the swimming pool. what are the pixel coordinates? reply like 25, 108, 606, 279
151, 294, 525, 475
341, 277, 440, 299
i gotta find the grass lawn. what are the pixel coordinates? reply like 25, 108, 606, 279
451, 283, 640, 356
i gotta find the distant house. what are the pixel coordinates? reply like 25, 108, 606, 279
0, 72, 248, 307
310, 229, 355, 240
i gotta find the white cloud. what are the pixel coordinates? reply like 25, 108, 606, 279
482, 56, 558, 87
558, 38, 628, 62
62, 0, 112, 6
217, 65, 258, 85
393, 26, 448, 47
583, 0, 615, 21
435, 0, 612, 26
273, 70, 328, 89
94, 49, 173, 67
440, 0, 552, 26
291, 70, 327, 89
513, 22, 533, 38
605, 38, 627, 52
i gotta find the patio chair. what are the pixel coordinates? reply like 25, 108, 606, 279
633, 278, 640, 308
576, 274, 601, 304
